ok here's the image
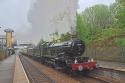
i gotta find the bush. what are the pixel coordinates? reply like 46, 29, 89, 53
0, 48, 7, 60
114, 38, 125, 46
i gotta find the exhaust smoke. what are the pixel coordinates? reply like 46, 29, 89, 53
28, 0, 78, 44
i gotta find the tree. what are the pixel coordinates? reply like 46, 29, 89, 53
76, 13, 84, 39
59, 32, 71, 42
82, 4, 113, 29
115, 0, 125, 28
76, 4, 116, 45
76, 13, 97, 44
37, 38, 45, 47
110, 3, 119, 28
117, 0, 125, 5
76, 13, 89, 42
50, 31, 60, 43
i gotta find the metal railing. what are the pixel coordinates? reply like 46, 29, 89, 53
83, 46, 125, 62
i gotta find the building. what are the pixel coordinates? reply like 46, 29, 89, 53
4, 29, 14, 48
0, 35, 6, 49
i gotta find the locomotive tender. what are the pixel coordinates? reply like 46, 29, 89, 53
26, 39, 96, 73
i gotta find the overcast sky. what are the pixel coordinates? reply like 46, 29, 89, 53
0, 0, 31, 35
78, 0, 115, 13
0, 0, 115, 43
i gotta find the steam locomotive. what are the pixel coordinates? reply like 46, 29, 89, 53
24, 39, 96, 74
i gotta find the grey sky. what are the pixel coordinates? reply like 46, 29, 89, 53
0, 0, 115, 43
78, 0, 115, 13
0, 0, 31, 35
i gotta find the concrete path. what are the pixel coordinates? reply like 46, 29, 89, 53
0, 55, 15, 83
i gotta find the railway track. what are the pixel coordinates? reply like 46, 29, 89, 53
19, 55, 55, 83
87, 67, 125, 83
19, 55, 124, 83
70, 74, 109, 83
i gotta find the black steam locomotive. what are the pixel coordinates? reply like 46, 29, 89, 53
25, 39, 96, 73
42, 39, 85, 57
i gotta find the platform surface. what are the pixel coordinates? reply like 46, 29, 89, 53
98, 60, 125, 71
13, 55, 29, 83
0, 55, 15, 83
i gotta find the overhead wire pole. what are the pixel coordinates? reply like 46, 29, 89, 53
0, 27, 1, 49
0, 27, 2, 49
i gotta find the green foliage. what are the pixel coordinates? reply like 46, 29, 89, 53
114, 0, 125, 28
76, 1, 125, 62
116, 0, 125, 6
49, 31, 60, 43
0, 49, 6, 60
82, 4, 113, 29
48, 32, 71, 43
95, 27, 123, 41
76, 13, 101, 44
76, 3, 125, 46
114, 38, 125, 46
59, 32, 71, 42
0, 48, 2, 51
77, 4, 114, 45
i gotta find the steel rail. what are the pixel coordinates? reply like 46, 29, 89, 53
19, 55, 55, 83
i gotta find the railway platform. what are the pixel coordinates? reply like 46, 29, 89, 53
98, 60, 125, 71
13, 55, 29, 83
0, 54, 125, 83
0, 55, 29, 83
0, 55, 15, 83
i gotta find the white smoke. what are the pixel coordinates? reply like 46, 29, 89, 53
28, 0, 78, 44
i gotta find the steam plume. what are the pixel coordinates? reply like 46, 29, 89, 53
28, 0, 78, 43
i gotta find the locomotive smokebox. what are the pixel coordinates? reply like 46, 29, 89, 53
62, 39, 85, 57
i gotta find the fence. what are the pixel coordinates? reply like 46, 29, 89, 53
83, 46, 125, 62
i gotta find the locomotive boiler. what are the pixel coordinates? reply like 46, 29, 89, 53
46, 39, 85, 57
